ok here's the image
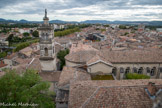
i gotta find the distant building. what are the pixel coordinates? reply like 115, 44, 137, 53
86, 33, 107, 41
53, 24, 65, 30
138, 24, 145, 32
156, 28, 162, 32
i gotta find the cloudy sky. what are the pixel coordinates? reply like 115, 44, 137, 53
0, 0, 162, 21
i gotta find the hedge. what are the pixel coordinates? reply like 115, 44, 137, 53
126, 73, 150, 79
13, 39, 39, 52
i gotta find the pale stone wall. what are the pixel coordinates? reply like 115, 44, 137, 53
40, 58, 57, 71
88, 62, 113, 74
65, 59, 162, 80
113, 63, 162, 80
65, 60, 84, 67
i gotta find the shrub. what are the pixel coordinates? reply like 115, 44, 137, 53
126, 73, 150, 79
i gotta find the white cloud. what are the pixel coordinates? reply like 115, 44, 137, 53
0, 0, 162, 21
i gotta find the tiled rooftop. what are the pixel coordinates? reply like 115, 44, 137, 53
58, 67, 91, 87
69, 79, 162, 108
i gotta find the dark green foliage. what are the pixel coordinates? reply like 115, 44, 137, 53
103, 25, 109, 27
101, 29, 106, 32
0, 69, 55, 108
54, 24, 90, 37
32, 31, 39, 37
67, 24, 90, 29
23, 32, 30, 37
91, 75, 114, 80
57, 49, 69, 70
119, 25, 127, 29
13, 39, 39, 52
0, 52, 7, 58
54, 27, 80, 37
6, 34, 14, 45
0, 24, 38, 28
124, 32, 129, 35
126, 73, 150, 79
0, 28, 10, 33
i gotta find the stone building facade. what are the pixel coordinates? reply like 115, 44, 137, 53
65, 48, 162, 80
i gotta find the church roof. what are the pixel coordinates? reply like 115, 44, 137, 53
65, 50, 97, 63
58, 67, 91, 88
100, 49, 162, 63
69, 79, 162, 108
66, 49, 162, 64
87, 53, 113, 66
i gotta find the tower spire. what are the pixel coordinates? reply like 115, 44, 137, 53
45, 9, 47, 18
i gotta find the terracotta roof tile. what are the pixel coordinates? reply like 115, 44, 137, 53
69, 79, 162, 108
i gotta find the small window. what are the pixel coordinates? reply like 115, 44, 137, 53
150, 67, 156, 76
138, 67, 143, 74
120, 67, 124, 73
112, 67, 117, 76
133, 67, 138, 73
159, 67, 162, 73
44, 48, 48, 56
146, 67, 150, 73
125, 67, 130, 74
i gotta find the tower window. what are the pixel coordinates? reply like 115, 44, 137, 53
44, 48, 48, 56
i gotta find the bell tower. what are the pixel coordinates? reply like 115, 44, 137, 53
38, 9, 56, 72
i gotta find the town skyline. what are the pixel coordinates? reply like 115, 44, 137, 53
0, 0, 162, 21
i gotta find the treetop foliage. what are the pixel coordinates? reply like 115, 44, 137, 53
0, 69, 55, 108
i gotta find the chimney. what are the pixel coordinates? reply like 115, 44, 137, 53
147, 82, 157, 96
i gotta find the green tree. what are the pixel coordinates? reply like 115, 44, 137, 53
32, 31, 39, 37
57, 49, 69, 70
0, 52, 7, 58
23, 32, 30, 37
119, 25, 127, 29
6, 34, 14, 46
0, 69, 55, 108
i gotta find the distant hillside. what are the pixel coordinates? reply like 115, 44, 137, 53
0, 18, 162, 25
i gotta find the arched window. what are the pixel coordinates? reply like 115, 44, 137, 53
159, 67, 162, 73
146, 67, 150, 73
44, 48, 48, 56
138, 67, 143, 74
112, 67, 117, 76
120, 67, 124, 73
125, 67, 130, 74
150, 67, 156, 76
133, 67, 138, 73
